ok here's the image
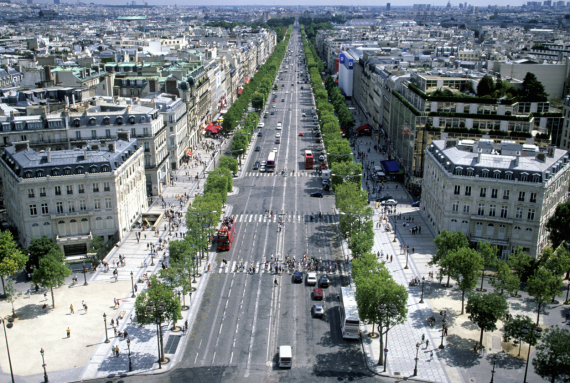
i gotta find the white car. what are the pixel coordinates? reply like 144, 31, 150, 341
381, 199, 398, 206
307, 272, 317, 286
276, 133, 281, 138
259, 166, 266, 172
316, 145, 323, 151
257, 122, 265, 128
277, 122, 282, 129
273, 147, 278, 152
260, 161, 267, 167
318, 155, 325, 161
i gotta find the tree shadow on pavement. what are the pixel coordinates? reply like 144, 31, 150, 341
126, 325, 159, 343
422, 282, 463, 300
437, 335, 480, 369
487, 351, 526, 370
13, 302, 51, 320
313, 347, 373, 379
98, 350, 157, 375
460, 320, 479, 331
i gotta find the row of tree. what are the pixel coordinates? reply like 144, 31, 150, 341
476, 72, 549, 101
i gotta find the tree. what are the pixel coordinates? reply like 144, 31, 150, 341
352, 252, 387, 282
508, 247, 533, 289
533, 326, 570, 382
477, 75, 495, 97
489, 260, 521, 297
546, 201, 570, 251
3, 278, 20, 318
168, 239, 193, 265
26, 235, 60, 270
0, 230, 27, 296
503, 314, 534, 356
442, 247, 484, 314
521, 72, 549, 101
134, 275, 182, 326
31, 249, 71, 308
348, 228, 374, 259
543, 246, 570, 280
466, 292, 508, 345
526, 267, 564, 325
477, 241, 498, 292
89, 235, 105, 252
218, 156, 238, 174
432, 230, 469, 287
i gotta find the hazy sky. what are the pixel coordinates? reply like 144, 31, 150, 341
26, 0, 531, 7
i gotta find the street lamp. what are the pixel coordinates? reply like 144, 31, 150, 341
103, 313, 110, 343
0, 319, 14, 383
130, 271, 136, 298
522, 324, 543, 383
419, 276, 425, 303
413, 342, 420, 376
439, 318, 447, 349
147, 301, 167, 368
82, 263, 88, 286
40, 348, 48, 383
404, 246, 410, 269
127, 338, 133, 372
490, 352, 497, 383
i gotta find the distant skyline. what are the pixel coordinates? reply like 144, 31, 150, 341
16, 0, 539, 8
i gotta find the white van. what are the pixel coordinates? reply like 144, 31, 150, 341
278, 345, 292, 368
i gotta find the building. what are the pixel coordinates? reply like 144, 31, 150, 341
421, 138, 570, 258
0, 135, 146, 256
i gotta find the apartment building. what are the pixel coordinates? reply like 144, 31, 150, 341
422, 138, 570, 258
0, 135, 146, 255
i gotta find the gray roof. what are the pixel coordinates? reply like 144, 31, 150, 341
3, 138, 139, 179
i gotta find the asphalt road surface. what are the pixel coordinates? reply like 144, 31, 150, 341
90, 24, 390, 383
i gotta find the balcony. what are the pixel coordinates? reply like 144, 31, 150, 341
51, 210, 94, 220
56, 232, 93, 245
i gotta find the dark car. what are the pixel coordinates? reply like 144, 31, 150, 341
301, 86, 304, 89
323, 184, 330, 191
313, 288, 324, 300
257, 132, 262, 137
253, 160, 260, 170
281, 99, 285, 102
270, 111, 275, 115
293, 271, 303, 283
315, 138, 321, 143
275, 139, 281, 144
264, 114, 268, 118
412, 201, 421, 207
255, 146, 261, 151
319, 275, 330, 288
310, 192, 323, 198
376, 195, 394, 202
315, 132, 321, 137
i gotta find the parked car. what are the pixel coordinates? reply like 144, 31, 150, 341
276, 133, 281, 138
381, 199, 398, 206
313, 288, 324, 300
310, 192, 323, 198
412, 201, 421, 207
255, 146, 261, 151
253, 160, 260, 170
299, 132, 304, 136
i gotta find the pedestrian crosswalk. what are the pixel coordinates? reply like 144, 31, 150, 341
213, 260, 345, 275
243, 171, 322, 177
229, 213, 338, 224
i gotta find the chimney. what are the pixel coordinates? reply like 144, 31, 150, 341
117, 131, 130, 142
547, 145, 555, 157
515, 151, 520, 166
477, 149, 482, 163
166, 77, 180, 96
83, 146, 87, 160
14, 141, 30, 152
44, 65, 52, 82
108, 143, 115, 153
46, 147, 51, 162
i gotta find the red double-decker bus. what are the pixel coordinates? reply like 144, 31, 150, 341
305, 150, 314, 169
217, 219, 236, 251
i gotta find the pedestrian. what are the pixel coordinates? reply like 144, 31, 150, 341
390, 255, 393, 263
124, 330, 128, 339
134, 284, 138, 293
412, 246, 415, 253
43, 292, 48, 301
429, 350, 434, 360
426, 339, 429, 348
482, 346, 485, 356
114, 326, 118, 337
67, 327, 71, 338
82, 300, 86, 310
115, 345, 120, 357
421, 334, 425, 343
473, 342, 478, 352
70, 304, 74, 314
111, 318, 114, 327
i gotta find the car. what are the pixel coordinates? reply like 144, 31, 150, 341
319, 275, 330, 288
322, 179, 329, 186
301, 86, 304, 90
259, 166, 266, 172
315, 132, 321, 137
310, 192, 323, 198
313, 303, 324, 318
264, 114, 268, 118
270, 111, 275, 115
299, 132, 304, 136
260, 161, 267, 166
318, 155, 325, 161
293, 271, 303, 283
253, 160, 260, 170
273, 147, 278, 152
277, 122, 282, 129
257, 122, 265, 128
255, 146, 261, 151
281, 99, 285, 102
381, 199, 398, 206
281, 84, 285, 87
315, 138, 321, 143
275, 139, 281, 144
313, 288, 324, 300
323, 184, 330, 191
412, 201, 421, 207
316, 145, 323, 151
291, 83, 294, 86
307, 272, 317, 286
276, 133, 281, 138
376, 195, 394, 202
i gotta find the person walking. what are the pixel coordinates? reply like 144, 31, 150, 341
66, 327, 71, 338
43, 292, 48, 301
70, 304, 74, 314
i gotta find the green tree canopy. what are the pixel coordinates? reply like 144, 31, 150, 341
26, 235, 60, 270
533, 325, 570, 382
546, 200, 570, 250
466, 292, 508, 345
503, 314, 535, 356
134, 275, 182, 326
432, 229, 469, 287
526, 267, 564, 324
477, 75, 495, 97
521, 72, 549, 101
0, 230, 27, 295
489, 260, 521, 297
477, 241, 498, 291
32, 249, 71, 308
218, 156, 239, 174
442, 247, 484, 314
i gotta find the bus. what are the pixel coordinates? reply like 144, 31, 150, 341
266, 152, 276, 172
339, 286, 361, 339
217, 218, 236, 251
304, 150, 314, 169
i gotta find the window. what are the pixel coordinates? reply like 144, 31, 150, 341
29, 204, 37, 216
41, 203, 48, 215
513, 226, 521, 239
491, 189, 498, 198
64, 168, 71, 175
105, 129, 111, 138
478, 204, 485, 216
39, 187, 46, 197
521, 174, 528, 182
530, 193, 537, 203
525, 228, 533, 241
501, 206, 508, 218
480, 188, 486, 197
91, 130, 97, 139
519, 191, 525, 201
143, 127, 149, 136
503, 190, 510, 200
105, 197, 112, 209
79, 200, 86, 211
144, 142, 150, 152
55, 186, 61, 196
494, 172, 501, 179
93, 183, 99, 193
76, 131, 81, 139
131, 128, 136, 137
482, 171, 489, 178
467, 169, 474, 177
463, 204, 470, 213
505, 173, 512, 181
465, 186, 471, 196
78, 184, 84, 194
56, 202, 63, 214
94, 199, 101, 210
68, 201, 75, 213
533, 175, 540, 183
516, 207, 523, 219
489, 204, 496, 217
104, 182, 110, 192
528, 209, 535, 221
452, 202, 459, 212
28, 188, 34, 198
66, 185, 73, 195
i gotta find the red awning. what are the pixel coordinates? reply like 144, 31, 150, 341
357, 124, 370, 130
185, 149, 193, 156
238, 88, 244, 95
